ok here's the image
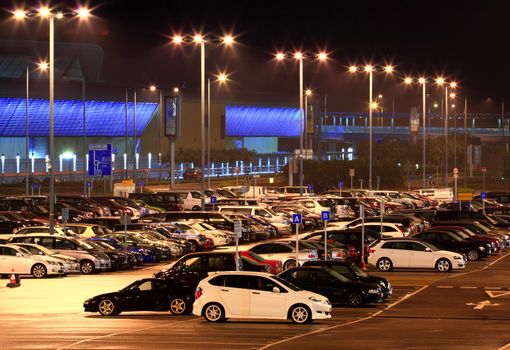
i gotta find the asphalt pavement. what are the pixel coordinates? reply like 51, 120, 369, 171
0, 251, 509, 350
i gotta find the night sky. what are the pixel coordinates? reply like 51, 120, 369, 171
2, 0, 509, 112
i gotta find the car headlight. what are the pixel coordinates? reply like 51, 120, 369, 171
453, 255, 463, 260
478, 246, 485, 251
308, 296, 326, 304
49, 261, 59, 265
368, 288, 380, 294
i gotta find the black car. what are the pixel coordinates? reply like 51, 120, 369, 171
154, 252, 267, 290
103, 233, 171, 262
128, 193, 184, 211
412, 230, 490, 261
302, 260, 392, 297
83, 278, 193, 316
278, 266, 383, 307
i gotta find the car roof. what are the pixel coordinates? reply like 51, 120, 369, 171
207, 271, 273, 277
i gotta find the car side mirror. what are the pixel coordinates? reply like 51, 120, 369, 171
272, 286, 280, 293
16, 252, 22, 257
425, 247, 432, 252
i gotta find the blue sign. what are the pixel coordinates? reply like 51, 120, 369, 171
88, 144, 112, 176
480, 192, 487, 199
307, 184, 313, 192
86, 181, 92, 188
321, 211, 330, 221
210, 196, 217, 204
292, 213, 302, 225
338, 181, 343, 189
32, 183, 41, 189
139, 181, 144, 187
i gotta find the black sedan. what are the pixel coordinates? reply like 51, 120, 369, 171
278, 266, 383, 307
83, 278, 193, 316
302, 260, 392, 297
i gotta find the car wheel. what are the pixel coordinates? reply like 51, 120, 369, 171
98, 299, 117, 316
190, 241, 200, 252
289, 304, 312, 324
347, 292, 364, 307
192, 206, 201, 211
31, 263, 47, 278
169, 297, 188, 315
377, 258, 393, 271
467, 249, 479, 261
203, 303, 225, 322
80, 260, 95, 274
284, 259, 297, 270
436, 258, 452, 272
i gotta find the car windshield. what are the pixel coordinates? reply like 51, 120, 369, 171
349, 263, 368, 277
246, 251, 266, 262
94, 241, 117, 250
23, 245, 52, 256
421, 241, 440, 251
271, 275, 301, 291
15, 246, 32, 256
76, 240, 95, 250
328, 269, 350, 282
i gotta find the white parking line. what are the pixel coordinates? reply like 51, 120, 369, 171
55, 317, 201, 350
257, 285, 429, 350
498, 342, 510, 350
459, 286, 477, 289
436, 286, 454, 288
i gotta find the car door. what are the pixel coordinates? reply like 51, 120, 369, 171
282, 268, 314, 291
220, 275, 251, 316
314, 269, 348, 304
0, 246, 31, 274
381, 241, 410, 267
123, 280, 167, 311
171, 255, 208, 289
407, 241, 435, 268
249, 276, 287, 318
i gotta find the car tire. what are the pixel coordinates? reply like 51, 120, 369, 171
31, 263, 47, 278
98, 299, 117, 316
284, 259, 297, 270
203, 303, 225, 322
467, 249, 479, 261
347, 292, 364, 307
435, 258, 452, 272
80, 260, 95, 274
190, 241, 200, 252
289, 304, 312, 324
376, 258, 393, 271
192, 206, 201, 211
169, 297, 189, 315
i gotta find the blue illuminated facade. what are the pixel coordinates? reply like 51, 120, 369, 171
0, 97, 158, 137
226, 105, 300, 137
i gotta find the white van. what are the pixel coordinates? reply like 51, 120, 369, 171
175, 191, 209, 211
415, 188, 454, 202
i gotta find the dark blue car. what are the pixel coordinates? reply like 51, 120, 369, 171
87, 237, 155, 264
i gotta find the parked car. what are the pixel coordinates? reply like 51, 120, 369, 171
278, 266, 383, 307
11, 243, 81, 274
84, 278, 194, 316
367, 238, 466, 272
248, 242, 319, 270
0, 244, 63, 278
302, 260, 392, 297
192, 271, 332, 323
239, 251, 283, 274
9, 234, 111, 274
128, 192, 184, 211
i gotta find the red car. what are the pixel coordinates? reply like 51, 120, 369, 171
240, 251, 283, 274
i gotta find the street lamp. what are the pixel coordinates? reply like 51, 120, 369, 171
404, 76, 427, 188
304, 89, 313, 152
436, 78, 458, 185
207, 71, 230, 188
149, 84, 164, 181
172, 33, 235, 210
349, 64, 394, 191
275, 51, 328, 196
14, 5, 91, 236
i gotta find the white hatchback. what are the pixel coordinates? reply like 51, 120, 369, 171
368, 238, 466, 272
193, 271, 331, 323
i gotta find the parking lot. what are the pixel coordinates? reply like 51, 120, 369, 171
1, 249, 509, 350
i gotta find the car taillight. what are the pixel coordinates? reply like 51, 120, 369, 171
369, 248, 376, 254
195, 287, 203, 300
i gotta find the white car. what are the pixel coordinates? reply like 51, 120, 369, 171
12, 243, 81, 274
13, 226, 68, 236
185, 222, 230, 246
175, 191, 209, 211
0, 244, 63, 278
248, 242, 319, 270
368, 238, 466, 272
193, 271, 331, 323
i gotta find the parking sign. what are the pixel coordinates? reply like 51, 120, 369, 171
210, 196, 217, 204
321, 211, 330, 221
292, 214, 302, 225
338, 181, 343, 189
480, 192, 487, 199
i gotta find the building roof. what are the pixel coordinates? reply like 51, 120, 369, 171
226, 105, 300, 137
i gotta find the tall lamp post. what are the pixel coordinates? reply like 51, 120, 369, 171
304, 89, 313, 151
349, 64, 394, 191
149, 84, 164, 182
275, 51, 328, 196
14, 6, 91, 236
436, 79, 457, 186
172, 33, 234, 210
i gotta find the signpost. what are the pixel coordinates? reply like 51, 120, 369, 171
453, 168, 459, 202
380, 200, 385, 239
88, 144, 112, 195
321, 211, 330, 258
292, 213, 302, 268
210, 195, 217, 212
481, 166, 487, 192
234, 220, 242, 271
86, 181, 92, 197
349, 169, 355, 190
338, 180, 343, 197
481, 191, 487, 214
307, 184, 313, 194
360, 204, 366, 270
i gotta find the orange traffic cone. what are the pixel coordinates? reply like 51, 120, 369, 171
6, 269, 20, 288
